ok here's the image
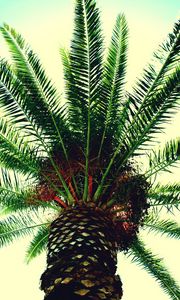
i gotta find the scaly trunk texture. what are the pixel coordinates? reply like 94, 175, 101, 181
40, 202, 123, 300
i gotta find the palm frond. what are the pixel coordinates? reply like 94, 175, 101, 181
128, 20, 179, 112
0, 118, 39, 175
0, 187, 33, 216
94, 21, 180, 200
69, 0, 103, 200
148, 183, 180, 212
0, 24, 70, 150
118, 67, 180, 162
60, 48, 86, 138
115, 20, 180, 162
144, 214, 180, 239
0, 60, 75, 201
0, 213, 49, 248
145, 138, 180, 178
25, 226, 49, 263
69, 0, 103, 124
0, 168, 55, 216
152, 182, 180, 193
97, 14, 128, 157
0, 59, 52, 150
0, 25, 82, 201
128, 238, 180, 300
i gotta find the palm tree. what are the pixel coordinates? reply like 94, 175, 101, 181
0, 0, 179, 299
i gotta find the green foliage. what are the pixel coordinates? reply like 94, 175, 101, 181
68, 0, 104, 199
97, 14, 128, 157
60, 48, 82, 134
0, 59, 48, 147
116, 20, 180, 159
148, 183, 180, 212
117, 67, 180, 164
0, 213, 49, 248
129, 238, 180, 300
0, 168, 55, 216
0, 180, 31, 216
0, 24, 67, 141
26, 226, 49, 263
145, 138, 180, 178
0, 118, 39, 175
69, 0, 103, 125
93, 18, 179, 199
144, 214, 180, 239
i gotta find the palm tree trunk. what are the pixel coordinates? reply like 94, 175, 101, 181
40, 202, 123, 300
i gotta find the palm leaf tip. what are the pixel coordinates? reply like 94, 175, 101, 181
145, 138, 180, 178
114, 20, 180, 164
96, 13, 128, 157
26, 226, 49, 263
129, 238, 180, 300
0, 168, 57, 216
144, 214, 180, 239
0, 214, 37, 248
148, 182, 180, 212
1, 22, 69, 147
0, 119, 39, 175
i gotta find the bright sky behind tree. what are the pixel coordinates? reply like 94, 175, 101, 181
0, 0, 179, 299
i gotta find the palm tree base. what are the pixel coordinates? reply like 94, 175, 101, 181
40, 203, 123, 299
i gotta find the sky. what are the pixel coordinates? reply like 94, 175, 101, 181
0, 0, 180, 300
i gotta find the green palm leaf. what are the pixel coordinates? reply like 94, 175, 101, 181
0, 177, 31, 216
110, 20, 180, 164
128, 20, 179, 113
129, 238, 180, 300
145, 138, 180, 178
117, 67, 180, 164
0, 60, 44, 145
144, 214, 180, 239
117, 20, 180, 152
97, 14, 128, 158
60, 48, 86, 138
26, 226, 49, 263
0, 213, 48, 248
69, 0, 103, 200
0, 118, 39, 175
151, 182, 180, 193
0, 168, 55, 216
69, 0, 103, 118
148, 183, 180, 212
0, 24, 69, 150
0, 61, 75, 202
0, 25, 81, 200
0, 187, 34, 216
94, 29, 180, 200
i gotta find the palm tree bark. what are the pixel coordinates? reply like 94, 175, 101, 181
40, 202, 123, 299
